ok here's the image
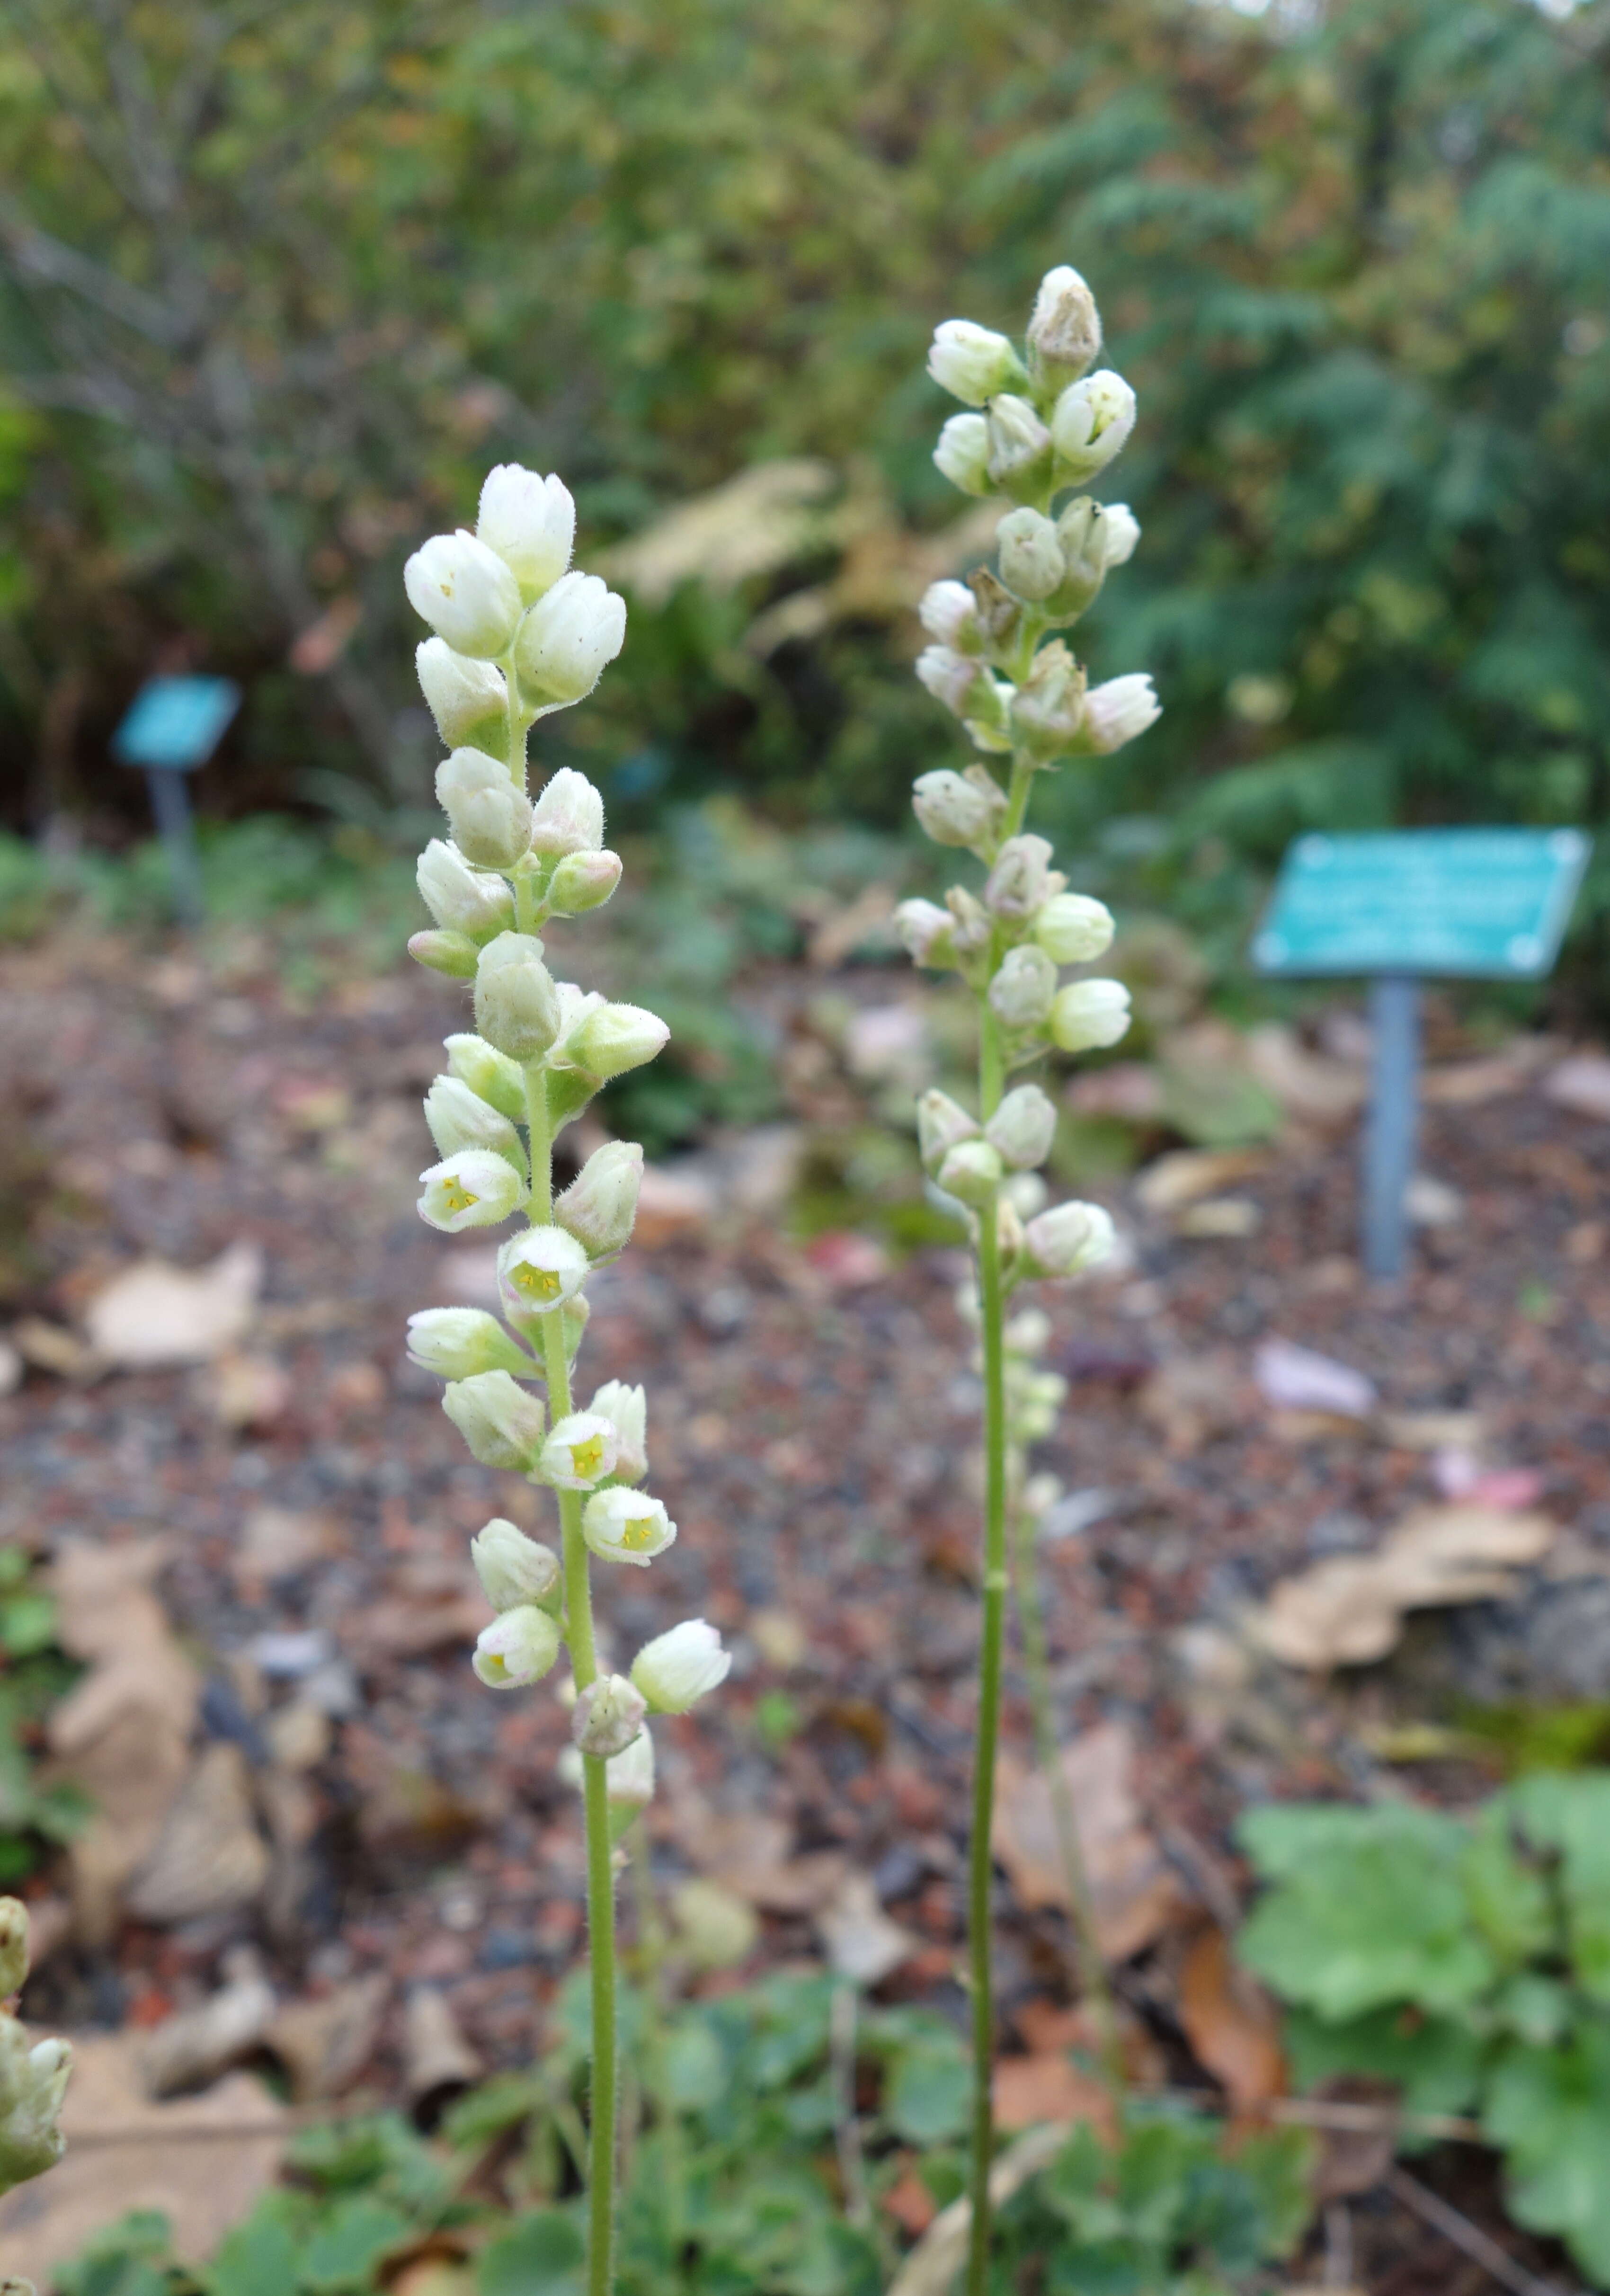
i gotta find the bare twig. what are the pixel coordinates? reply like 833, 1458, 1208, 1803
830, 1978, 872, 2233
1388, 2166, 1572, 2296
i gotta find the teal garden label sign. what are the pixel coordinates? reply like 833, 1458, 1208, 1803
1253, 828, 1591, 981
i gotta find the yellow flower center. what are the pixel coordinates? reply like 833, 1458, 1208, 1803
569, 1435, 606, 1479
444, 1183, 478, 1212
620, 1513, 658, 1551
514, 1263, 562, 1299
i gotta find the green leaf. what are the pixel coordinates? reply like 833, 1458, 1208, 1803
1485, 2021, 1610, 2284
300, 2197, 412, 2291
881, 2035, 970, 2145
1283, 2006, 1484, 2126
204, 2206, 302, 2296
1509, 1774, 1610, 2003
54, 2213, 175, 2296
1462, 1803, 1554, 1968
477, 2210, 585, 2296
660, 2012, 728, 2112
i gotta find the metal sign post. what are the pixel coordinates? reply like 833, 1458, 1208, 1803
1254, 828, 1590, 1281
111, 676, 241, 927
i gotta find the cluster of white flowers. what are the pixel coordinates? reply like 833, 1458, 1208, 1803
0, 1897, 69, 2214
404, 465, 730, 1802
897, 267, 1153, 1283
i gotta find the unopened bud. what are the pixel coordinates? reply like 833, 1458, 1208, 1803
1050, 371, 1136, 483
405, 530, 523, 659
558, 1001, 669, 1082
436, 748, 533, 872
1006, 1306, 1053, 1356
590, 1379, 648, 1483
445, 1032, 526, 1122
0, 1901, 27, 1999
529, 767, 606, 858
984, 834, 1057, 920
572, 1673, 648, 1758
416, 639, 508, 755
985, 394, 1052, 496
893, 898, 957, 970
0, 2020, 70, 2189
471, 1518, 561, 1611
514, 571, 626, 709
1026, 266, 1103, 392
424, 1074, 525, 1168
1004, 1171, 1048, 1219
547, 848, 622, 916
418, 1150, 525, 1234
1076, 673, 1161, 755
911, 766, 997, 849
1050, 977, 1131, 1052
988, 944, 1057, 1030
918, 580, 982, 651
442, 1370, 546, 1470
474, 932, 561, 1060
914, 646, 988, 723
604, 1724, 655, 1808
967, 567, 1025, 651
539, 1410, 619, 1490
477, 463, 575, 603
938, 1139, 1004, 1206
1024, 1200, 1116, 1279
418, 839, 516, 941
582, 1487, 676, 1568
1034, 893, 1114, 964
1010, 642, 1087, 759
407, 1308, 533, 1381
472, 1603, 562, 1690
996, 507, 1065, 602
498, 1225, 591, 1318
409, 929, 480, 979
945, 885, 994, 955
1099, 503, 1140, 570
933, 411, 992, 497
927, 319, 1027, 407
632, 1619, 731, 1714
986, 1084, 1057, 1170
556, 1141, 643, 1258
917, 1088, 981, 1172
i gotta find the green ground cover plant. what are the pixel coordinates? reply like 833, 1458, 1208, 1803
0, 1547, 85, 1887
1238, 1778, 1610, 2287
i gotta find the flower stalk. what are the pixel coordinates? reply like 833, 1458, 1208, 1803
404, 466, 730, 2296
899, 265, 1156, 2295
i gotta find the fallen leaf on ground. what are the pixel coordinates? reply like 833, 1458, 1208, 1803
681, 1807, 848, 1913
1254, 1337, 1376, 1420
233, 1505, 345, 1590
992, 1724, 1189, 1958
10, 1317, 104, 1381
136, 1953, 276, 2097
0, 2035, 283, 2278
1543, 1051, 1610, 1121
993, 2052, 1114, 2136
633, 1165, 716, 1246
1379, 1411, 1485, 1453
1137, 1354, 1245, 1454
814, 1871, 917, 1987
1134, 1148, 1271, 1217
882, 2165, 938, 2238
803, 1230, 890, 1289
1065, 1062, 1165, 1122
1243, 1024, 1365, 1125
83, 1241, 262, 1368
1175, 1196, 1261, 1240
124, 1742, 271, 1926
340, 1558, 486, 1663
1250, 1504, 1557, 1669
404, 1987, 481, 2111
267, 1972, 389, 2100
1177, 1925, 1285, 2112
202, 1351, 293, 1430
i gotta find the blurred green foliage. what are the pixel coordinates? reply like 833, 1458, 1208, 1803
0, 1544, 86, 1885
1, 0, 1608, 977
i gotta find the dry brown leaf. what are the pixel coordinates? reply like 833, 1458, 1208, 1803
1177, 1925, 1286, 2112
992, 1724, 1189, 1958
886, 2126, 1067, 2296
633, 1165, 716, 1247
234, 1505, 345, 1590
339, 1559, 485, 1663
682, 1807, 848, 1913
993, 2053, 1114, 2136
124, 1743, 271, 1926
136, 1956, 276, 2098
882, 2164, 938, 2238
267, 1972, 389, 2100
813, 1872, 916, 1988
0, 2035, 284, 2278
1543, 1051, 1610, 1120
1243, 1024, 1365, 1125
404, 1987, 481, 2110
1137, 1354, 1245, 1456
1134, 1148, 1271, 1216
82, 1241, 261, 1368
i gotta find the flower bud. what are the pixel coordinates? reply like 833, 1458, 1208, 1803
477, 464, 575, 602
938, 1138, 1004, 1206
914, 646, 988, 723
471, 1518, 561, 1611
967, 566, 1025, 651
1005, 1170, 1048, 1221
445, 1032, 526, 1122
590, 1380, 647, 1483
911, 766, 997, 849
604, 1724, 655, 1808
424, 1074, 525, 1169
572, 1673, 648, 1758
1026, 265, 1102, 392
418, 839, 515, 942
988, 944, 1058, 1030
474, 932, 561, 1061
0, 2017, 70, 2188
409, 928, 480, 979
582, 1486, 677, 1568
996, 508, 1065, 603
472, 1603, 562, 1689
927, 320, 1027, 408
1034, 892, 1114, 964
893, 898, 957, 970
0, 1900, 27, 1999
528, 767, 606, 858
556, 1141, 643, 1258
514, 571, 627, 708
984, 834, 1057, 920
996, 1190, 1027, 1266
918, 580, 982, 651
1006, 1306, 1053, 1356
405, 530, 524, 658
985, 394, 1053, 495
1023, 1200, 1116, 1279
407, 1308, 533, 1381
442, 1370, 546, 1470
558, 1001, 669, 1083
539, 1410, 619, 1490
1010, 641, 1087, 760
548, 848, 623, 916
945, 885, 994, 955
498, 1225, 591, 1317
436, 749, 534, 871
632, 1619, 731, 1713
1050, 371, 1136, 483
1077, 673, 1161, 755
917, 1088, 980, 1173
418, 1150, 525, 1233
933, 412, 992, 497
1050, 978, 1132, 1052
986, 1084, 1057, 1170
1099, 503, 1140, 570
416, 639, 507, 755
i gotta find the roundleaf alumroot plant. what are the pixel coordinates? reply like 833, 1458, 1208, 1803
403, 467, 731, 2296
895, 267, 1157, 2294
0, 1892, 71, 2292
